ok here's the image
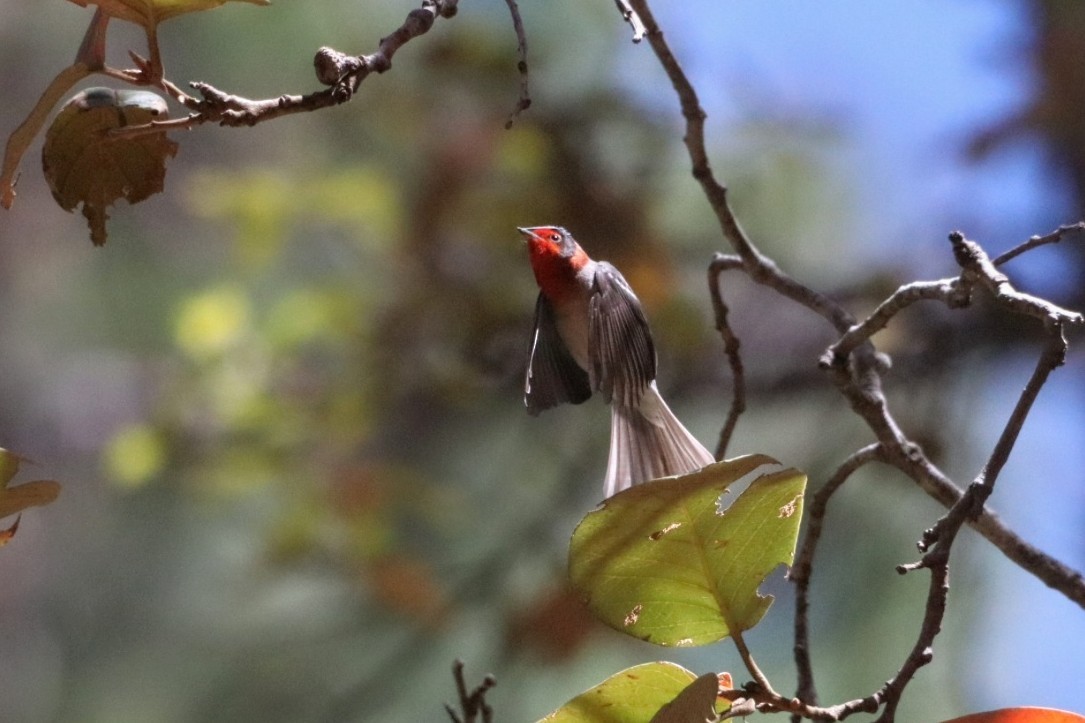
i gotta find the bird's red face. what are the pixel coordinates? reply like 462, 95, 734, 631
518, 226, 591, 303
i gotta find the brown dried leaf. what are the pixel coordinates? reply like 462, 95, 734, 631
42, 87, 178, 246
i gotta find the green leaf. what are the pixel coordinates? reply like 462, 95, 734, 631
42, 87, 178, 246
569, 455, 806, 647
539, 662, 710, 723
67, 0, 269, 28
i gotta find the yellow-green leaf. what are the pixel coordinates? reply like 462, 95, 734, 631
569, 455, 806, 647
539, 662, 705, 723
0, 448, 61, 522
67, 0, 268, 27
42, 87, 178, 245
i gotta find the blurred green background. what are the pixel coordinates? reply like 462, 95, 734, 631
1, 1, 1084, 721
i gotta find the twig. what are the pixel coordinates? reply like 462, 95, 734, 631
915, 323, 1071, 556
732, 630, 775, 697
882, 328, 1069, 722
3, 0, 463, 199
0, 64, 92, 208
875, 544, 950, 723
628, 0, 860, 340
630, 2, 1085, 719
113, 0, 462, 133
823, 231, 1082, 365
0, 7, 115, 207
708, 253, 746, 458
884, 436, 1085, 608
444, 660, 496, 723
951, 231, 1083, 325
501, 0, 531, 129
992, 221, 1085, 267
821, 279, 957, 365
613, 0, 647, 42
790, 444, 886, 711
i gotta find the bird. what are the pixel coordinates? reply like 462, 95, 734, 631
518, 225, 715, 498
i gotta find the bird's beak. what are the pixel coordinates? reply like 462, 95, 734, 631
517, 227, 536, 242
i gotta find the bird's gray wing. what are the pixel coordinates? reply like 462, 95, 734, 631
588, 262, 656, 409
525, 293, 592, 415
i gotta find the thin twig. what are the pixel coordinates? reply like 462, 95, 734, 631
613, 0, 647, 42
875, 545, 949, 723
631, 0, 1084, 609
951, 231, 1083, 325
915, 323, 1071, 555
790, 444, 886, 712
119, 0, 462, 133
881, 328, 1069, 721
708, 253, 746, 458
501, 0, 532, 129
444, 659, 496, 723
732, 630, 775, 697
992, 221, 1085, 267
628, 0, 861, 339
821, 279, 957, 365
629, 3, 1085, 720
0, 64, 92, 208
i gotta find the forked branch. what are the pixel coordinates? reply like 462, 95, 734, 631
629, 0, 1085, 720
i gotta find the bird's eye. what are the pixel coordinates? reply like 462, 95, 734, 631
548, 233, 561, 242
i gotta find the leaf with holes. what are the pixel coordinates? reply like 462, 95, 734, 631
569, 455, 805, 647
42, 87, 177, 246
539, 662, 729, 723
67, 0, 268, 28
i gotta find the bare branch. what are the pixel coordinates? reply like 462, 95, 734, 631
732, 630, 776, 698
501, 0, 532, 129
613, 0, 647, 42
708, 253, 746, 458
160, 0, 459, 129
992, 221, 1085, 267
445, 660, 496, 723
882, 326, 1070, 721
821, 279, 956, 365
1, 64, 93, 208
951, 231, 1083, 325
627, 0, 861, 343
791, 444, 887, 709
876, 544, 949, 723
920, 325, 1070, 555
629, 3, 1085, 720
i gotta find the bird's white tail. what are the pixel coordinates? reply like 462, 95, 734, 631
603, 382, 715, 499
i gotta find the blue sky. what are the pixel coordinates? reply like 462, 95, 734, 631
643, 1, 1072, 273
